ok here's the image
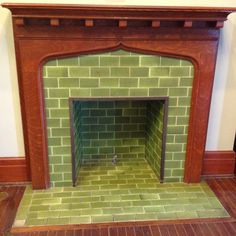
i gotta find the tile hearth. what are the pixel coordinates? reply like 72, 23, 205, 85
14, 157, 228, 227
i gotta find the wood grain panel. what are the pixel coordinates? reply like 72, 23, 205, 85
0, 158, 30, 182
202, 151, 235, 177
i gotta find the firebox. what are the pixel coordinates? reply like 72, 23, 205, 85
69, 98, 168, 186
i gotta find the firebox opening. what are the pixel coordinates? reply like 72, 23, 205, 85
69, 97, 168, 187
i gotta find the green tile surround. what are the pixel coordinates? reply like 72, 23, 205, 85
43, 50, 194, 187
14, 158, 229, 227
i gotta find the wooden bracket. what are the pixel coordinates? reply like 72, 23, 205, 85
119, 20, 127, 28
15, 18, 25, 26
152, 20, 161, 28
184, 21, 193, 28
85, 19, 94, 27
50, 19, 60, 26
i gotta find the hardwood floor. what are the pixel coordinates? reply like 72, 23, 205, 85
1, 178, 236, 236
0, 185, 25, 233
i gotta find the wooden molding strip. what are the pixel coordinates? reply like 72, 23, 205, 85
202, 151, 236, 177
0, 157, 30, 182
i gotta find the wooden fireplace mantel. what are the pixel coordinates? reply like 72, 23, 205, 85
2, 3, 235, 189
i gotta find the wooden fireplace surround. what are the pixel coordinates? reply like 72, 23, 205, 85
2, 3, 235, 189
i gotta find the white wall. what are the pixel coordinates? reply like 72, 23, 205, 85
0, 0, 236, 157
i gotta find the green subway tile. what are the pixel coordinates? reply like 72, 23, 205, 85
150, 67, 170, 77
165, 161, 181, 168
156, 212, 177, 220
175, 135, 187, 143
45, 60, 57, 66
120, 78, 138, 87
100, 57, 119, 66
159, 77, 179, 87
120, 57, 139, 66
59, 78, 79, 87
69, 67, 90, 77
100, 78, 119, 87
81, 208, 102, 215
99, 132, 114, 139
123, 207, 144, 214
26, 218, 46, 226
61, 119, 70, 128
49, 89, 69, 98
181, 60, 193, 66
130, 68, 149, 77
51, 128, 70, 137
91, 215, 113, 223
70, 216, 91, 224
169, 98, 177, 106
54, 164, 71, 172
177, 116, 189, 125
169, 107, 186, 116
140, 56, 160, 66
50, 173, 63, 182
50, 109, 69, 118
113, 214, 136, 222
80, 78, 99, 88
48, 137, 61, 146
47, 217, 70, 225
110, 88, 129, 96
139, 78, 159, 87
172, 169, 184, 176
168, 126, 185, 134
169, 88, 188, 97
170, 67, 190, 77
161, 57, 180, 66
91, 68, 110, 77
178, 97, 191, 106
103, 207, 123, 214
47, 119, 60, 127
70, 89, 90, 97
43, 68, 47, 77
80, 56, 99, 66
179, 77, 193, 86
91, 89, 110, 96
58, 57, 78, 66
99, 147, 113, 154
44, 78, 58, 88
149, 88, 168, 96
111, 68, 129, 77
130, 89, 148, 96
53, 146, 71, 155
47, 67, 68, 77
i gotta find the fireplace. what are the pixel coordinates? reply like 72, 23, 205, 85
43, 50, 192, 187
2, 3, 235, 189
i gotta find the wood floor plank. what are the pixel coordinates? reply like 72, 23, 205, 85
150, 226, 161, 236
125, 226, 136, 236
183, 224, 196, 236
141, 226, 152, 236
174, 224, 187, 236
100, 228, 109, 236
117, 227, 126, 236
158, 225, 170, 236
